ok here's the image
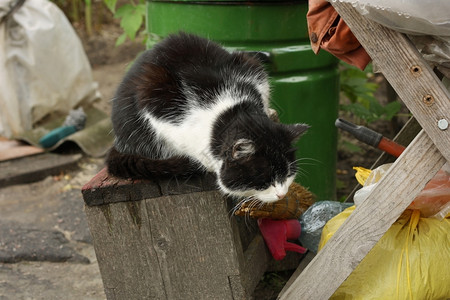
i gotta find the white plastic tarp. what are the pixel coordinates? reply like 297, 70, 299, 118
0, 0, 100, 138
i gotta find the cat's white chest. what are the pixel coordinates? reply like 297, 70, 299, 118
142, 97, 238, 172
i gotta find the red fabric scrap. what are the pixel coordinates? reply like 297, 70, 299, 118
307, 0, 371, 70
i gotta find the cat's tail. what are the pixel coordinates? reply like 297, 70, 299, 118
106, 147, 203, 179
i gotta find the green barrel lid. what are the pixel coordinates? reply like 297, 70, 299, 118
147, 1, 336, 73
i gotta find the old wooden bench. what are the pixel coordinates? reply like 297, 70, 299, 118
82, 168, 302, 299
279, 2, 450, 299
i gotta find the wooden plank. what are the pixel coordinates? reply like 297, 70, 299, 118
344, 117, 422, 202
0, 153, 82, 188
85, 190, 258, 299
84, 169, 303, 299
371, 117, 421, 168
280, 3, 450, 298
82, 168, 217, 206
241, 234, 271, 294
81, 167, 162, 206
85, 201, 167, 300
145, 192, 244, 299
278, 251, 315, 298
280, 130, 446, 299
0, 140, 44, 162
330, 1, 450, 163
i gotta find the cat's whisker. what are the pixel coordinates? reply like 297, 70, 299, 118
292, 157, 324, 168
242, 199, 254, 215
245, 197, 261, 225
290, 157, 321, 166
229, 200, 242, 217
255, 199, 267, 211
294, 161, 316, 167
231, 195, 254, 224
229, 196, 252, 219
296, 168, 309, 176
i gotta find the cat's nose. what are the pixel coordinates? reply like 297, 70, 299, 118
276, 193, 286, 200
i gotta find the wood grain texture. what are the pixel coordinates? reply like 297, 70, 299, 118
280, 3, 450, 299
280, 131, 446, 299
85, 200, 166, 299
278, 251, 315, 298
344, 117, 422, 202
0, 153, 81, 188
241, 234, 271, 293
331, 2, 450, 163
85, 190, 260, 299
0, 140, 43, 162
84, 168, 304, 299
371, 117, 421, 168
82, 168, 217, 206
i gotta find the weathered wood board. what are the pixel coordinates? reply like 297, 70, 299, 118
344, 117, 422, 202
0, 140, 44, 162
83, 169, 302, 299
86, 191, 246, 299
331, 2, 450, 163
0, 153, 82, 188
280, 1, 450, 298
281, 131, 446, 299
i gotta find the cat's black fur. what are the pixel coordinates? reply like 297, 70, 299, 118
106, 32, 308, 202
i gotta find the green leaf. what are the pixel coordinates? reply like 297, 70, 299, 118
366, 97, 385, 117
115, 32, 127, 46
340, 103, 374, 122
121, 14, 143, 40
339, 61, 401, 124
104, 0, 118, 13
114, 3, 135, 18
383, 101, 402, 120
135, 3, 147, 16
115, 4, 144, 41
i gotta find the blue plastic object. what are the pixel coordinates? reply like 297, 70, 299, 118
39, 125, 77, 148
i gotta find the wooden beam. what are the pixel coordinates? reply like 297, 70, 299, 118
331, 2, 450, 163
344, 117, 422, 202
280, 3, 450, 298
371, 117, 421, 168
86, 191, 250, 299
278, 251, 315, 298
0, 153, 82, 188
280, 130, 446, 299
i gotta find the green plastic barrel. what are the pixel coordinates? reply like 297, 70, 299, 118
146, 1, 339, 200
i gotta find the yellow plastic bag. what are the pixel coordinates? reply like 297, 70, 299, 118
319, 207, 450, 299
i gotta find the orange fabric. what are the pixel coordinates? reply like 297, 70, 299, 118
307, 0, 371, 70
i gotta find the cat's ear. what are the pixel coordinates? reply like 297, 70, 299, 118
287, 123, 310, 143
231, 139, 255, 160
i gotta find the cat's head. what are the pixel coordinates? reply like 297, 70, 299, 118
214, 120, 309, 203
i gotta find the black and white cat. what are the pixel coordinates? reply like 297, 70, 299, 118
106, 32, 309, 203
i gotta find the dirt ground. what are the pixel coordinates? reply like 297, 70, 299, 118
0, 11, 402, 300
0, 22, 145, 299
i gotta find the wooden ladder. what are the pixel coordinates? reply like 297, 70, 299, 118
280, 2, 450, 299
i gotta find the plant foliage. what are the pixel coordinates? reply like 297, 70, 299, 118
339, 63, 401, 124
104, 0, 147, 46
